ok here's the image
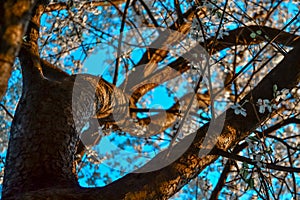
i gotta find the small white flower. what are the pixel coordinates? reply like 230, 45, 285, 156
257, 98, 273, 113
231, 103, 247, 117
275, 88, 290, 102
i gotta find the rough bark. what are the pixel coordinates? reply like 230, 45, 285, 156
2, 77, 79, 199
0, 0, 39, 99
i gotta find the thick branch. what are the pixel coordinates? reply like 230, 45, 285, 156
92, 89, 210, 137
0, 0, 39, 99
40, 59, 70, 81
121, 7, 201, 91
19, 3, 52, 90
206, 25, 300, 53
131, 25, 300, 97
95, 40, 300, 199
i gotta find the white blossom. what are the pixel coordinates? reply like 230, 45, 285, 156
275, 88, 290, 102
231, 103, 247, 117
256, 98, 275, 113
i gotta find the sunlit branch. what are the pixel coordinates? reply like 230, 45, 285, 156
87, 75, 209, 137
0, 0, 39, 99
130, 25, 300, 96
19, 4, 50, 89
138, 8, 196, 75
121, 7, 199, 90
45, 0, 127, 12
94, 40, 300, 199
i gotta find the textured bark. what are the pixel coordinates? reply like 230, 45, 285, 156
1, 1, 81, 198
2, 78, 79, 199
0, 0, 39, 99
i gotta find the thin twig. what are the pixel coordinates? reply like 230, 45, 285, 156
0, 104, 13, 119
113, 0, 131, 85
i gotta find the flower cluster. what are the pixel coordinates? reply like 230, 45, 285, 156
275, 88, 290, 102
231, 103, 247, 117
245, 137, 268, 168
256, 98, 276, 114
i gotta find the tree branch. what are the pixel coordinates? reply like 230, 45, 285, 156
94, 40, 300, 199
0, 0, 39, 99
45, 0, 127, 12
113, 0, 131, 85
121, 7, 200, 91
19, 3, 51, 90
40, 59, 70, 81
209, 115, 300, 199
209, 142, 248, 200
0, 104, 14, 119
5, 23, 300, 200
210, 148, 300, 173
130, 25, 300, 97
92, 89, 209, 137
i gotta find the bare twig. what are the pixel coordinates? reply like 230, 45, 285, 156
0, 104, 13, 119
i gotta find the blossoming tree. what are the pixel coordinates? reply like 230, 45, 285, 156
0, 0, 299, 199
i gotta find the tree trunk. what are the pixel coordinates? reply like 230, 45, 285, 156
2, 77, 80, 199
